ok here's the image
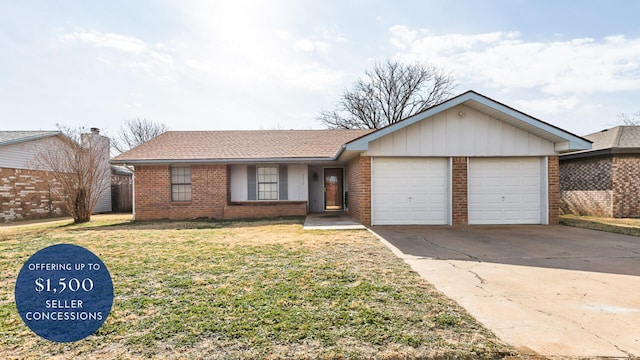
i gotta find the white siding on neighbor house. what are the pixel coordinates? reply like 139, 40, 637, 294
364, 105, 555, 157
0, 136, 63, 170
230, 164, 308, 201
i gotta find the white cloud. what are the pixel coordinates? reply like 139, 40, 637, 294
62, 32, 147, 53
61, 31, 175, 80
514, 96, 582, 115
295, 39, 330, 54
389, 26, 640, 96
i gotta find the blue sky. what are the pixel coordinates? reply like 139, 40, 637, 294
1, 1, 639, 136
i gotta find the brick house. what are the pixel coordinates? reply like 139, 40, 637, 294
112, 90, 590, 225
0, 130, 112, 222
560, 126, 640, 217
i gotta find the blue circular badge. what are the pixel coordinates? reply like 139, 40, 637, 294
14, 244, 114, 342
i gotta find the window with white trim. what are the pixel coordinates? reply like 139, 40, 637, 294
257, 166, 278, 200
171, 166, 192, 201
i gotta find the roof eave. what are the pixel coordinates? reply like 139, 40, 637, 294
560, 147, 640, 160
111, 157, 340, 165
0, 131, 61, 147
345, 90, 592, 153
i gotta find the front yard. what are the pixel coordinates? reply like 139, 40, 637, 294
0, 215, 513, 359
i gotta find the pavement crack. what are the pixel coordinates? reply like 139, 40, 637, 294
421, 236, 480, 261
468, 269, 486, 286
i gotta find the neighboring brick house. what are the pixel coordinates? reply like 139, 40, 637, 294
0, 130, 112, 222
560, 126, 640, 218
112, 90, 591, 225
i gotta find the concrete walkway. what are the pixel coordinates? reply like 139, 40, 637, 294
303, 212, 366, 230
370, 225, 640, 358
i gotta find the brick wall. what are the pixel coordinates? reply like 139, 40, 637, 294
347, 156, 371, 226
559, 156, 613, 217
223, 201, 307, 219
452, 157, 468, 225
612, 155, 640, 218
134, 164, 310, 221
0, 167, 65, 222
547, 156, 560, 224
134, 164, 228, 221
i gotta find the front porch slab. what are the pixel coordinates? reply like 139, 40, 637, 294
303, 212, 366, 230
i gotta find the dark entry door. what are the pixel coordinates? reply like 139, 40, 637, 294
324, 168, 343, 210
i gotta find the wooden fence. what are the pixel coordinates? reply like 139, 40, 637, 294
111, 184, 133, 213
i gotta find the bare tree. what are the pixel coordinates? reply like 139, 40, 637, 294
618, 111, 640, 125
112, 118, 168, 154
36, 126, 111, 223
318, 60, 457, 129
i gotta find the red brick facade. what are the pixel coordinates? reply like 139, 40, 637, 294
134, 165, 228, 221
547, 156, 559, 225
560, 154, 640, 218
1, 167, 65, 222
452, 157, 468, 225
347, 156, 371, 226
134, 164, 308, 221
224, 201, 307, 218
135, 155, 559, 225
612, 155, 640, 218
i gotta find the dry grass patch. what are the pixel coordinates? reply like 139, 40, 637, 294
560, 214, 640, 236
0, 215, 514, 359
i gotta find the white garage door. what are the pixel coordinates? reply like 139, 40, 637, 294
468, 158, 542, 224
372, 158, 448, 225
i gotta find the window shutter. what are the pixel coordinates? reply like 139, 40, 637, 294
247, 165, 257, 200
279, 165, 288, 200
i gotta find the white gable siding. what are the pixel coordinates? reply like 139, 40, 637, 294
230, 164, 308, 202
364, 105, 555, 157
0, 136, 63, 170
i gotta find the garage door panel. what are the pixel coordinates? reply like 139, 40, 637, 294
372, 158, 448, 225
469, 158, 542, 225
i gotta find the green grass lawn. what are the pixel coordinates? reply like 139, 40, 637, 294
0, 215, 514, 359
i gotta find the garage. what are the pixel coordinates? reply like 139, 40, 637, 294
468, 157, 543, 224
372, 158, 448, 225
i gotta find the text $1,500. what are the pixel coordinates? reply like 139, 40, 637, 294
34, 278, 94, 294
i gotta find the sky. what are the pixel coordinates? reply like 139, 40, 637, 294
1, 0, 640, 137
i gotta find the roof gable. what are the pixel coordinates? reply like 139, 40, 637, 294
0, 131, 60, 146
112, 130, 372, 164
345, 90, 591, 154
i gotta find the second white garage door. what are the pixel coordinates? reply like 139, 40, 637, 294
468, 158, 543, 224
372, 158, 448, 225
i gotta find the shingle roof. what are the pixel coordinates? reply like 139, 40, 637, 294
112, 130, 373, 163
561, 126, 640, 159
0, 131, 60, 146
585, 126, 640, 150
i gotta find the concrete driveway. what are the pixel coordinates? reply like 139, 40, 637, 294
370, 225, 640, 358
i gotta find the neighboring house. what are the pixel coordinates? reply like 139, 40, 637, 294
0, 129, 112, 222
112, 90, 591, 226
560, 126, 640, 217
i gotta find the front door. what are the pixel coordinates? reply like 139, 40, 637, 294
324, 168, 343, 210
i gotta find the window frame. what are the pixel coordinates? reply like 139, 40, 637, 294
257, 165, 278, 200
170, 166, 192, 202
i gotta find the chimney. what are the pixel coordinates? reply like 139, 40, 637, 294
90, 127, 100, 135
